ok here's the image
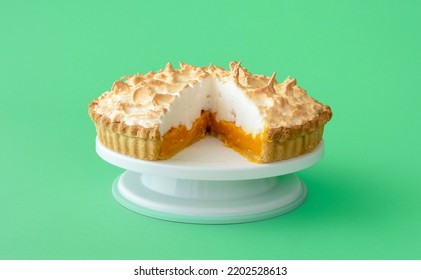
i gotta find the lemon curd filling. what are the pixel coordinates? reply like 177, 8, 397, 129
160, 111, 263, 162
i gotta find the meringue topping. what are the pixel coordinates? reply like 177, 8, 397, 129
93, 62, 329, 136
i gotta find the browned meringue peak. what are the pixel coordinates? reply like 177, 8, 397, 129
111, 80, 130, 94
203, 63, 230, 79
152, 93, 176, 107
132, 85, 154, 104
275, 77, 323, 109
131, 87, 175, 114
150, 62, 177, 83
227, 61, 278, 95
247, 72, 277, 95
275, 76, 297, 96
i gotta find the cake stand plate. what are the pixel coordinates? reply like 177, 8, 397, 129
96, 136, 324, 224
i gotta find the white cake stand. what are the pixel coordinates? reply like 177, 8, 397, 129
96, 136, 324, 224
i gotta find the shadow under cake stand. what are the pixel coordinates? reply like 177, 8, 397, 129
96, 136, 324, 224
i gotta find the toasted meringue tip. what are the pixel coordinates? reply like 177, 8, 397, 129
231, 61, 242, 75
268, 72, 277, 85
164, 62, 175, 72
132, 86, 153, 103
111, 80, 130, 93
284, 75, 296, 83
111, 80, 122, 88
179, 61, 187, 69
229, 60, 242, 71
285, 76, 297, 86
251, 72, 276, 94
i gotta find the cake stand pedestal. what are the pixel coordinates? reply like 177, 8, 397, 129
96, 136, 324, 224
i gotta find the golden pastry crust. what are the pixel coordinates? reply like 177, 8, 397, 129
89, 103, 331, 162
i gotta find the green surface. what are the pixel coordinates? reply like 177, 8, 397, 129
1, 0, 420, 259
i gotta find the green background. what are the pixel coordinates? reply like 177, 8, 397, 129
1, 0, 420, 259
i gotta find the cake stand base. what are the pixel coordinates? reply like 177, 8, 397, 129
97, 136, 323, 224
112, 171, 307, 224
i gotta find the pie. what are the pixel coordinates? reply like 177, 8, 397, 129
88, 62, 332, 163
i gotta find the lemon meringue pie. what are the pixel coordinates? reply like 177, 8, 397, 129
88, 62, 332, 163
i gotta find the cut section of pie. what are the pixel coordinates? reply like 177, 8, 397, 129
88, 62, 332, 163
